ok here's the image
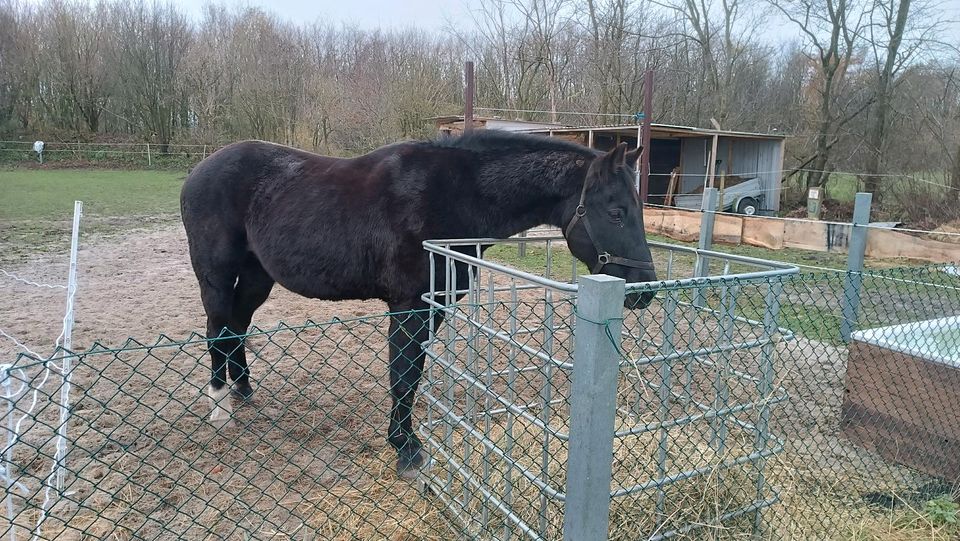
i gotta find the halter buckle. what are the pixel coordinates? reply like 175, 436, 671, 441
575, 205, 586, 217
598, 252, 611, 265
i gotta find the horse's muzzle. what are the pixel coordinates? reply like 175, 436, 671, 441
625, 290, 656, 310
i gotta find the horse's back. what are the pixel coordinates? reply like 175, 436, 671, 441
179, 140, 407, 300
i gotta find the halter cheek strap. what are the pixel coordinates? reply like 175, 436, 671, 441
564, 181, 655, 275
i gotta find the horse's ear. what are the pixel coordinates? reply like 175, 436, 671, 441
608, 143, 627, 168
625, 146, 642, 168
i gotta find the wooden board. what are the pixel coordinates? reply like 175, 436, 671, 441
840, 341, 960, 483
741, 216, 785, 250
713, 214, 744, 245
782, 220, 829, 252
644, 209, 700, 242
642, 206, 958, 264
866, 229, 960, 262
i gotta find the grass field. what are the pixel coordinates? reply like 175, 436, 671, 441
0, 168, 185, 219
0, 168, 186, 262
0, 167, 906, 272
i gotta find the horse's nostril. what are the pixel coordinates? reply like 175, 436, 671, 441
625, 290, 656, 310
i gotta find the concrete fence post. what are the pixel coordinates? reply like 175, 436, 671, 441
841, 192, 872, 342
563, 274, 624, 541
695, 187, 719, 279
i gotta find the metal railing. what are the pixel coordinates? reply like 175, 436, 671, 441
419, 237, 799, 540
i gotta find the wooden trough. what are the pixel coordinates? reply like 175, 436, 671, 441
840, 317, 960, 483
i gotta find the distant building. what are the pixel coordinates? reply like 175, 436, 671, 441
429, 116, 787, 212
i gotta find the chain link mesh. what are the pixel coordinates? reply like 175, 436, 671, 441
2, 242, 958, 540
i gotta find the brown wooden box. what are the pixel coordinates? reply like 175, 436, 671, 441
840, 340, 960, 483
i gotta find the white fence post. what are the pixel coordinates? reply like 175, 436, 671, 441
563, 274, 624, 541
841, 192, 872, 342
1, 364, 17, 541
146, 143, 152, 167
54, 201, 81, 492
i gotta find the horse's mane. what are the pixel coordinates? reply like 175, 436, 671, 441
428, 129, 596, 157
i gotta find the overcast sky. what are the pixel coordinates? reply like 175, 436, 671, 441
171, 0, 481, 30
161, 0, 960, 49
37, 0, 960, 52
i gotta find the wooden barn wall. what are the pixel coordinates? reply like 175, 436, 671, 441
678, 138, 709, 193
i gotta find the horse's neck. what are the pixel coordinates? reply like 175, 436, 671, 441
464, 157, 582, 239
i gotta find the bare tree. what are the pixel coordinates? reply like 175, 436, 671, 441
582, 0, 634, 114
510, 0, 574, 121
0, 1, 42, 131
112, 0, 192, 151
40, 0, 116, 132
771, 0, 870, 191
861, 0, 946, 197
655, 0, 767, 125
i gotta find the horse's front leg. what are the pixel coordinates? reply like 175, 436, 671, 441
386, 309, 433, 479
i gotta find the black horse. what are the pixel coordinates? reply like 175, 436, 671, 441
180, 130, 657, 478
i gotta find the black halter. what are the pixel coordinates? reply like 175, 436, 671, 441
563, 180, 656, 275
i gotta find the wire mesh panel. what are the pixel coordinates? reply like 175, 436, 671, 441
2, 236, 957, 540
420, 237, 798, 540
764, 265, 960, 538
0, 318, 461, 540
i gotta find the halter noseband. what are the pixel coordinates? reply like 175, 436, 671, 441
563, 180, 656, 275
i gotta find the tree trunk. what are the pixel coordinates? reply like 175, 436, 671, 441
952, 140, 960, 194
863, 0, 911, 200
809, 74, 835, 189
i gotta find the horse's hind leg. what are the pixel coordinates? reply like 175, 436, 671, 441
386, 306, 433, 479
228, 256, 275, 400
198, 268, 239, 428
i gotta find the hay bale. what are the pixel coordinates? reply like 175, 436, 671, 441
422, 413, 770, 540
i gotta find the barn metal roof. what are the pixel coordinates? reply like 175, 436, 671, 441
520, 123, 786, 140
427, 115, 786, 140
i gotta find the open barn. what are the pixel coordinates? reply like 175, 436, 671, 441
430, 116, 787, 213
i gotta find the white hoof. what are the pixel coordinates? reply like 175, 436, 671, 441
209, 414, 235, 429
207, 385, 234, 428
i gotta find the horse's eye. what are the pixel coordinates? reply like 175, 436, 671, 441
608, 209, 622, 222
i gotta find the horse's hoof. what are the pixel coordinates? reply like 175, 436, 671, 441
210, 415, 235, 429
231, 383, 254, 401
397, 448, 428, 480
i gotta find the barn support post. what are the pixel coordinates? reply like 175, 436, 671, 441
640, 69, 653, 202
841, 193, 872, 342
635, 125, 642, 196
464, 61, 475, 133
563, 275, 624, 541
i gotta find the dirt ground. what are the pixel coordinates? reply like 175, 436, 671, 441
0, 223, 954, 540
1, 223, 446, 540
0, 223, 386, 357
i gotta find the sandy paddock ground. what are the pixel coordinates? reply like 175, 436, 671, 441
0, 223, 948, 540
1, 223, 464, 540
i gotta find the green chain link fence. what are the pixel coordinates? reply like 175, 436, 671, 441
2, 239, 958, 540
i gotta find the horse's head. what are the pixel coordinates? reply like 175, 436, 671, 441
563, 143, 657, 309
